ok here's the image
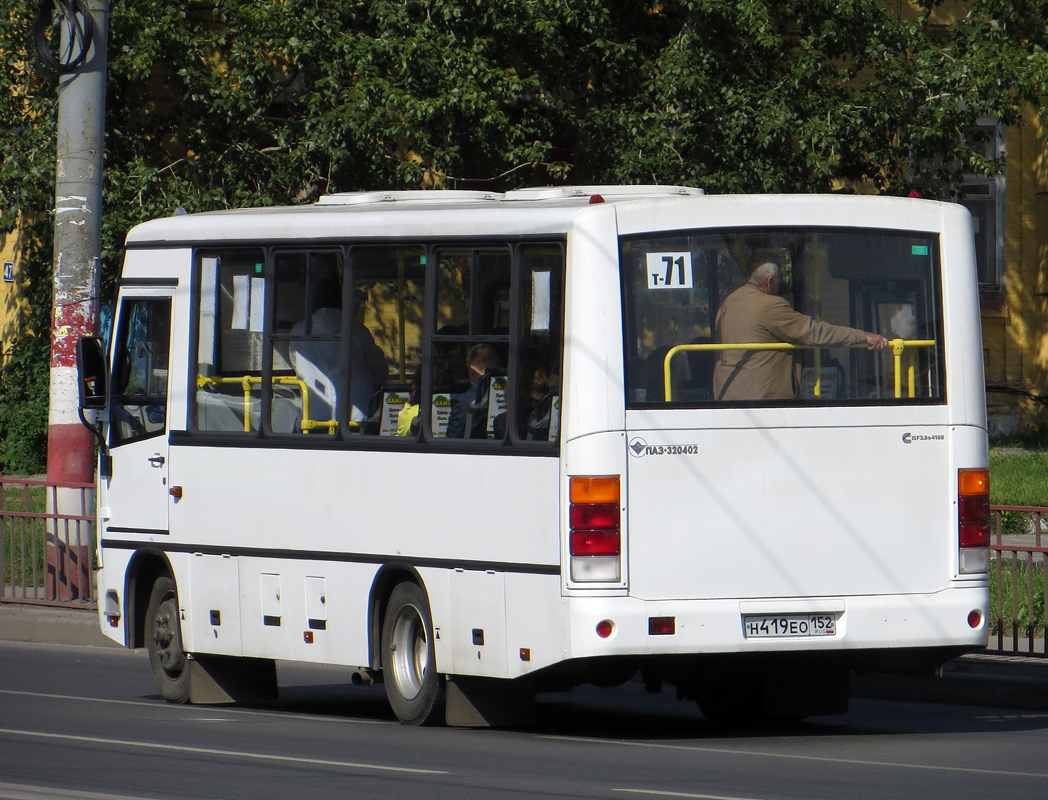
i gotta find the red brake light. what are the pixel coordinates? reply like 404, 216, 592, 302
570, 503, 619, 529
959, 522, 989, 548
570, 529, 620, 555
959, 494, 989, 522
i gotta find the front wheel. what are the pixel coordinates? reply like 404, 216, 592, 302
381, 582, 445, 725
146, 575, 190, 703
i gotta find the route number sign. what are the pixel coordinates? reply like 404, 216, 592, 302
646, 252, 693, 290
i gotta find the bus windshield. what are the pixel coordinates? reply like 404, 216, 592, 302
621, 227, 945, 407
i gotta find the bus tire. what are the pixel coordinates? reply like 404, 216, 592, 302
146, 576, 190, 703
381, 582, 445, 725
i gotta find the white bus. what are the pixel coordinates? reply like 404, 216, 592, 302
78, 186, 990, 725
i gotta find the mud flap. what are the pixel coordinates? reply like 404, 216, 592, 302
445, 675, 535, 727
188, 655, 278, 705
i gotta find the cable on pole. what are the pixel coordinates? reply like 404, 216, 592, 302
34, 0, 99, 76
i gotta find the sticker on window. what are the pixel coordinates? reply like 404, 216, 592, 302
646, 252, 693, 290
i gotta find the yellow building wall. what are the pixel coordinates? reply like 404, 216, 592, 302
982, 111, 1048, 433
0, 222, 26, 363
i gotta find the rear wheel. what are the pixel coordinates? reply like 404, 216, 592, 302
381, 582, 445, 725
146, 576, 190, 703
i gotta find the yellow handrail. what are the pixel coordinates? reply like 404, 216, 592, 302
197, 374, 336, 433
662, 339, 936, 401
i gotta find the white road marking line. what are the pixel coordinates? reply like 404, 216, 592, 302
614, 790, 765, 800
0, 780, 155, 800
0, 728, 447, 775
538, 734, 1048, 779
0, 688, 388, 725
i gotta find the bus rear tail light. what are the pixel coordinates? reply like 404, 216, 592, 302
569, 529, 620, 555
958, 468, 990, 574
569, 476, 621, 582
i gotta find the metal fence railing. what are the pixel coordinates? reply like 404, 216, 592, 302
0, 475, 96, 608
991, 505, 1047, 657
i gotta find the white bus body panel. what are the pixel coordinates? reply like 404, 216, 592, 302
167, 444, 560, 673
558, 194, 987, 657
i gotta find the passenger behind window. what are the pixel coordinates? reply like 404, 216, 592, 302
713, 254, 888, 402
349, 287, 389, 424
518, 360, 558, 441
397, 371, 421, 436
446, 343, 502, 439
289, 280, 388, 426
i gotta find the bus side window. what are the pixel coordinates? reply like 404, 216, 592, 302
346, 246, 425, 437
429, 249, 510, 442
269, 251, 343, 436
194, 250, 266, 433
515, 245, 564, 444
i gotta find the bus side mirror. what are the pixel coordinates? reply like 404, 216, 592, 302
77, 336, 109, 410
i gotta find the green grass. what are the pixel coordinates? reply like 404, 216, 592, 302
989, 447, 1048, 507
990, 560, 1046, 638
1, 484, 48, 589
987, 438, 1047, 640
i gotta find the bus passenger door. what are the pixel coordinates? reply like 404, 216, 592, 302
101, 294, 173, 536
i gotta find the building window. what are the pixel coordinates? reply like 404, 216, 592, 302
955, 121, 1005, 288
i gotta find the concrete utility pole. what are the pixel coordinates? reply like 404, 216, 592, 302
47, 0, 109, 600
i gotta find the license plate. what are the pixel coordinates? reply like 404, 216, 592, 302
743, 614, 837, 638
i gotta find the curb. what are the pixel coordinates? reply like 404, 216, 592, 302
0, 604, 120, 649
853, 652, 1048, 712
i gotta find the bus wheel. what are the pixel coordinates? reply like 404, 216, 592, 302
146, 576, 190, 703
381, 582, 445, 725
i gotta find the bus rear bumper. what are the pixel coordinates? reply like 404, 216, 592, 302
563, 587, 989, 662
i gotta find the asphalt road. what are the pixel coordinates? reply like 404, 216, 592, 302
1, 640, 1048, 800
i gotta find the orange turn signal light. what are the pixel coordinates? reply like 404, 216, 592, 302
570, 476, 620, 504
958, 469, 989, 497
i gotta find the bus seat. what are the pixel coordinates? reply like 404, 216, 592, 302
196, 391, 247, 432
271, 390, 303, 433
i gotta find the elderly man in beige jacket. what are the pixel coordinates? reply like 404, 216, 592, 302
713, 256, 889, 401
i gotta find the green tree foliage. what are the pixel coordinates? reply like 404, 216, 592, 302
1, 1, 1047, 471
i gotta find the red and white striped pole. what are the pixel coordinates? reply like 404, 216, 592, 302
46, 1, 108, 600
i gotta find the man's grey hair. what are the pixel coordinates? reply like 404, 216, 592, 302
747, 259, 781, 287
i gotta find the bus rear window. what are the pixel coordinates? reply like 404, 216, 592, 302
621, 228, 945, 407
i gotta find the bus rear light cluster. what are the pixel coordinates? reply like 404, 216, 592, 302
958, 468, 990, 574
569, 476, 621, 582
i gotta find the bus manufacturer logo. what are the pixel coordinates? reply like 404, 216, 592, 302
901, 432, 945, 444
629, 437, 699, 458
